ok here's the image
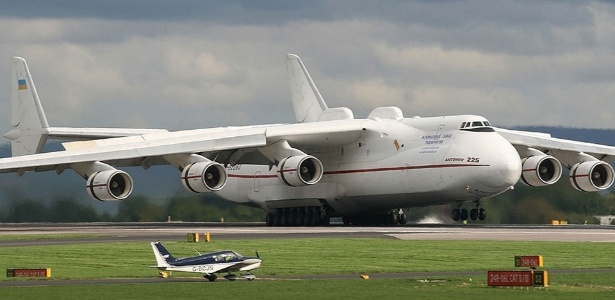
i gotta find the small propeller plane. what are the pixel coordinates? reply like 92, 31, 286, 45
150, 241, 262, 281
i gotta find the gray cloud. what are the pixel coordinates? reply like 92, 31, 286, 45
0, 0, 615, 142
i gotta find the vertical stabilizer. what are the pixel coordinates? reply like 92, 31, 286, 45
285, 54, 328, 123
151, 242, 175, 267
5, 57, 50, 156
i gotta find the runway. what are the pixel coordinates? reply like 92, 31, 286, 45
1, 222, 614, 247
1, 223, 614, 287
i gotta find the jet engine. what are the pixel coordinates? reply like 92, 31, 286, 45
520, 155, 562, 186
181, 162, 227, 193
278, 155, 323, 186
569, 161, 615, 192
86, 170, 133, 201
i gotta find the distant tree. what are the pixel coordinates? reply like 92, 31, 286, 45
4, 198, 47, 222
115, 195, 166, 222
48, 197, 101, 222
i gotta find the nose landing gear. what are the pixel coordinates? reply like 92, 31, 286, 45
452, 201, 486, 222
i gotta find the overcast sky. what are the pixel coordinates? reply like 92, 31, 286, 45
2, 0, 615, 138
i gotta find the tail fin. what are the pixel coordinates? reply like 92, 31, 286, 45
285, 54, 353, 123
4, 57, 50, 156
151, 241, 176, 267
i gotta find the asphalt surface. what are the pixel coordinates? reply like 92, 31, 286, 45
1, 222, 614, 286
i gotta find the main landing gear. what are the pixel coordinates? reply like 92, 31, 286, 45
265, 206, 330, 226
452, 201, 486, 222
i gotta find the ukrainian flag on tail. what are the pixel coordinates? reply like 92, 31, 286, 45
18, 79, 27, 90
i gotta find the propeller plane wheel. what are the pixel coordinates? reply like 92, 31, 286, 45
204, 274, 217, 282
245, 274, 256, 281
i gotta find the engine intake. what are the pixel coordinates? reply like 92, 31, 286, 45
278, 155, 323, 186
520, 155, 562, 186
181, 162, 227, 193
86, 170, 133, 201
569, 161, 615, 192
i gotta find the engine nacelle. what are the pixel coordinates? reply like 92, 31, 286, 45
278, 155, 323, 186
181, 162, 227, 193
520, 155, 562, 186
569, 161, 615, 192
86, 170, 133, 201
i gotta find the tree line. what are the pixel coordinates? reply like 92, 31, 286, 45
1, 178, 614, 224
0, 194, 265, 223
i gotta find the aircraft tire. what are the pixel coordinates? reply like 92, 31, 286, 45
297, 208, 307, 226
388, 212, 399, 225
290, 208, 298, 226
274, 210, 283, 226
398, 213, 408, 225
265, 213, 275, 226
470, 209, 478, 221
460, 209, 468, 221
452, 209, 460, 221
479, 208, 486, 220
204, 274, 217, 282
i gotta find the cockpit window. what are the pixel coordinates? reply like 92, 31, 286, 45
460, 120, 495, 132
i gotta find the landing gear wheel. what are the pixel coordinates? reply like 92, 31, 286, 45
452, 209, 460, 221
274, 210, 282, 226
460, 209, 468, 221
297, 208, 306, 226
470, 209, 478, 221
479, 208, 486, 220
388, 212, 399, 225
265, 213, 275, 226
398, 212, 408, 225
204, 274, 217, 282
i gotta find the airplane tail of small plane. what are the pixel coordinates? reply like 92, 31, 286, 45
5, 57, 50, 156
151, 241, 176, 267
285, 54, 354, 123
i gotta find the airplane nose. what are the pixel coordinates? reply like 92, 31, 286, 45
490, 148, 522, 189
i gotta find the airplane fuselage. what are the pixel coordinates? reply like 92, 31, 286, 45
217, 115, 522, 216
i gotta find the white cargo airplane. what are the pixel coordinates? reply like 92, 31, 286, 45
2, 55, 615, 225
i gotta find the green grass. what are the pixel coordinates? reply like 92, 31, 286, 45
0, 234, 104, 241
1, 239, 613, 279
1, 274, 615, 300
1, 237, 614, 299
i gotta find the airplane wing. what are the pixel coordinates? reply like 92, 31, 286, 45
0, 120, 365, 174
495, 127, 615, 168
